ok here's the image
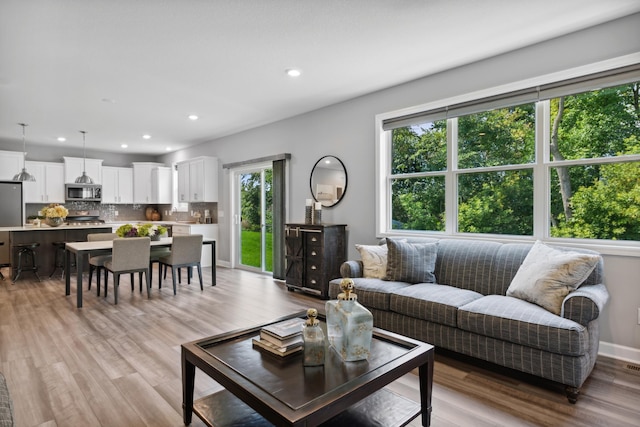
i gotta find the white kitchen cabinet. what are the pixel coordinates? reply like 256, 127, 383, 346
102, 166, 133, 204
171, 223, 218, 267
23, 161, 65, 203
176, 156, 218, 202
64, 156, 103, 184
132, 162, 165, 204
151, 166, 172, 204
0, 150, 25, 180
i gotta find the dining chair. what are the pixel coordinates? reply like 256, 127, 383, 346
87, 233, 117, 296
149, 232, 170, 286
103, 237, 151, 304
158, 234, 203, 295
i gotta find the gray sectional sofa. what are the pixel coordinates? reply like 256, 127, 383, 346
328, 238, 609, 403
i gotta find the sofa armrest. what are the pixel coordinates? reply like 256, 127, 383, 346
561, 283, 609, 325
340, 260, 364, 278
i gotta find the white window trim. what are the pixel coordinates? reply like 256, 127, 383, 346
375, 53, 640, 257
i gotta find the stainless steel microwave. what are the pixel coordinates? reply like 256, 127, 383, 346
65, 184, 102, 202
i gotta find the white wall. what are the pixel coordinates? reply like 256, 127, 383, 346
160, 14, 640, 353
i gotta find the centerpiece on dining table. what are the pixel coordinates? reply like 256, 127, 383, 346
42, 203, 69, 227
116, 223, 168, 240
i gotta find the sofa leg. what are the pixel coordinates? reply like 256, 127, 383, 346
565, 386, 579, 404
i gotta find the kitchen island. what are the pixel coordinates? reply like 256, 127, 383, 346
0, 224, 113, 281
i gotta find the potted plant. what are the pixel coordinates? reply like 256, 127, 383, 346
42, 203, 68, 227
116, 223, 167, 240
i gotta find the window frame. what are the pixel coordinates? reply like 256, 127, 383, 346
375, 55, 640, 257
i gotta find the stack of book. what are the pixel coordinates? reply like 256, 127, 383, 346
252, 317, 304, 358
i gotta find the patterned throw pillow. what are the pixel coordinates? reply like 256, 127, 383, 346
384, 238, 438, 284
355, 244, 388, 279
506, 241, 601, 315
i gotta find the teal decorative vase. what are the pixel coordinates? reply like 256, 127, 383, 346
303, 308, 325, 366
325, 278, 373, 362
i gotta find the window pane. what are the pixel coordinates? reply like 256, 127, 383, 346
458, 169, 533, 235
391, 176, 445, 231
550, 162, 640, 240
458, 103, 535, 169
550, 82, 640, 161
391, 121, 447, 174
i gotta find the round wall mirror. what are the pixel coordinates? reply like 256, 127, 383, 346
310, 155, 347, 208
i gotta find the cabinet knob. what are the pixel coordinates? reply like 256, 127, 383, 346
311, 237, 318, 242
310, 279, 317, 284
311, 265, 317, 270
311, 251, 317, 256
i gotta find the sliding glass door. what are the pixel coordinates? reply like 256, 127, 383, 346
236, 166, 273, 273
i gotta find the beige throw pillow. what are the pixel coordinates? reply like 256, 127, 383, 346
506, 241, 601, 315
355, 244, 388, 279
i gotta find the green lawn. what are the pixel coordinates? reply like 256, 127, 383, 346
241, 230, 273, 271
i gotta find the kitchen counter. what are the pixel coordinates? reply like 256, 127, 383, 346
0, 224, 114, 232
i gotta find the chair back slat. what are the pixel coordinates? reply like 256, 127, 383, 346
87, 233, 118, 242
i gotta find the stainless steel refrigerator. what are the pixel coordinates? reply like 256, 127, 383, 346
0, 181, 23, 267
0, 181, 23, 226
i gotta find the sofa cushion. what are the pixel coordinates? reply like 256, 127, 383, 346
355, 244, 388, 279
390, 283, 483, 328
506, 241, 601, 315
329, 278, 412, 311
385, 238, 438, 284
434, 240, 502, 294
458, 295, 589, 356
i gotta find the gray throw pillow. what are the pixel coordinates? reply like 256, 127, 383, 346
385, 238, 438, 284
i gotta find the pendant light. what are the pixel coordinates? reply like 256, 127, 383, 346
13, 123, 36, 182
75, 130, 94, 184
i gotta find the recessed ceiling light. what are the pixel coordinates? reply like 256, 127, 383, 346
101, 98, 116, 103
166, 147, 171, 151
188, 114, 199, 121
142, 134, 151, 139
286, 68, 302, 77
57, 137, 66, 142
121, 144, 128, 148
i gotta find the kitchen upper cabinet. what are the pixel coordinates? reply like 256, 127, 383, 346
0, 150, 25, 180
64, 156, 103, 184
176, 156, 218, 202
151, 166, 172, 204
132, 162, 165, 204
102, 166, 133, 204
23, 161, 65, 203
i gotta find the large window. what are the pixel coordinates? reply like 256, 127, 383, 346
379, 64, 640, 247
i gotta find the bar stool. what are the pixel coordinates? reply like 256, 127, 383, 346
12, 242, 41, 283
50, 241, 76, 278
0, 241, 6, 281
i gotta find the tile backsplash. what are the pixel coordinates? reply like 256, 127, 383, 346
26, 202, 218, 224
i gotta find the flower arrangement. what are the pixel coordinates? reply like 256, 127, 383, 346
116, 223, 168, 238
42, 203, 69, 218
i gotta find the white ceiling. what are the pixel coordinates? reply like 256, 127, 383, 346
1, 0, 639, 155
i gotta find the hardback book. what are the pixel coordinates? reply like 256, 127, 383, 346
259, 330, 304, 349
260, 318, 304, 341
252, 338, 303, 358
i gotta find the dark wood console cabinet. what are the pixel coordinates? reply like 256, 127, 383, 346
285, 223, 347, 299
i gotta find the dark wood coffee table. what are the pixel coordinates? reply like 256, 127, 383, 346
182, 312, 434, 426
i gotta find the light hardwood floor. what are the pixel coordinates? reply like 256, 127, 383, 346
1, 266, 639, 426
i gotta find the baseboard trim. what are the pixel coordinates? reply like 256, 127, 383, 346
217, 260, 231, 268
599, 341, 640, 364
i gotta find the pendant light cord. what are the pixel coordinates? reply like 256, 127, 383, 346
19, 123, 27, 160
80, 130, 87, 173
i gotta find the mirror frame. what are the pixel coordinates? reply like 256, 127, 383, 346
310, 155, 348, 208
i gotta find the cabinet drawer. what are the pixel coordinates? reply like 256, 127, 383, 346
305, 272, 323, 290
304, 232, 323, 247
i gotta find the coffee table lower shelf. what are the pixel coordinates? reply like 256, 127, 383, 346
193, 387, 421, 427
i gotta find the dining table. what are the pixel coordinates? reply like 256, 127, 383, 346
64, 237, 216, 308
